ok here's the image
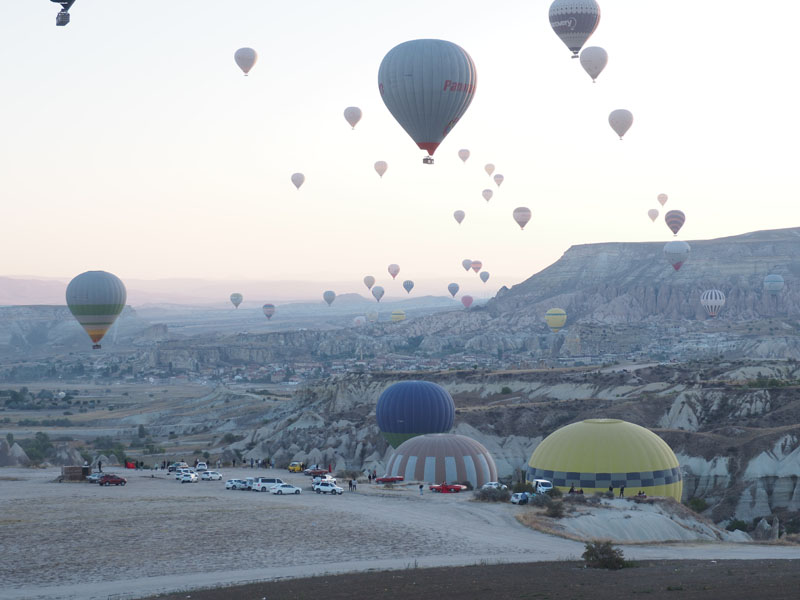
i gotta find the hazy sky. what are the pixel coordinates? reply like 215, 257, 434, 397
2, 1, 799, 299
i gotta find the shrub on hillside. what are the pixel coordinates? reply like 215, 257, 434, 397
500, 386, 512, 395
512, 482, 534, 494
582, 541, 627, 570
530, 493, 553, 507
474, 487, 511, 502
726, 519, 750, 532
546, 500, 565, 518
687, 497, 709, 513
547, 486, 563, 499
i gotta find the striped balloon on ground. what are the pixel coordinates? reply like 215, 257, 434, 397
66, 271, 127, 350
376, 381, 455, 448
384, 433, 498, 488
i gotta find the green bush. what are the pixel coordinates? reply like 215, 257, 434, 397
500, 386, 512, 395
530, 493, 553, 507
512, 482, 534, 494
687, 497, 709, 513
547, 486, 563, 499
582, 541, 627, 569
726, 519, 749, 532
473, 488, 511, 502
546, 500, 565, 518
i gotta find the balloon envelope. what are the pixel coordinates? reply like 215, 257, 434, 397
648, 209, 659, 222
403, 280, 414, 294
374, 161, 388, 178
378, 39, 477, 158
665, 210, 686, 236
470, 260, 482, 273
458, 149, 470, 162
657, 193, 668, 206
353, 316, 366, 327
66, 270, 127, 349
447, 283, 460, 297
493, 174, 504, 187
609, 109, 633, 139
230, 293, 243, 308
323, 290, 336, 306
367, 310, 379, 322
482, 189, 493, 202
363, 275, 375, 290
700, 289, 725, 317
513, 207, 532, 230
545, 308, 567, 333
262, 303, 276, 319
461, 259, 472, 271
579, 46, 607, 81
376, 380, 455, 447
343, 106, 362, 129
549, 0, 601, 57
664, 240, 690, 271
479, 271, 490, 283
391, 309, 406, 322
388, 264, 400, 279
764, 274, 785, 295
453, 210, 465, 225
372, 286, 385, 302
234, 47, 257, 75
484, 164, 495, 176
291, 173, 305, 189
461, 295, 474, 309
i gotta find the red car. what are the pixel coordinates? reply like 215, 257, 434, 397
98, 474, 127, 486
429, 483, 467, 493
375, 475, 404, 484
305, 468, 328, 477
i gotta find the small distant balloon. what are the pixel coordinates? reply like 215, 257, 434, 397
609, 109, 633, 139
579, 46, 607, 82
479, 271, 490, 283
344, 106, 362, 129
367, 310, 379, 322
388, 264, 400, 279
403, 280, 414, 294
545, 308, 567, 332
262, 303, 276, 320
374, 161, 388, 178
323, 290, 336, 306
648, 209, 659, 222
513, 207, 531, 230
230, 293, 243, 308
447, 283, 460, 297
391, 309, 406, 322
700, 289, 726, 318
664, 210, 686, 236
493, 174, 504, 187
764, 274, 785, 295
461, 295, 474, 309
461, 259, 472, 272
372, 286, 385, 302
663, 240, 690, 271
234, 47, 257, 75
291, 173, 305, 189
482, 189, 493, 202
484, 164, 495, 176
458, 149, 470, 163
471, 260, 483, 273
657, 193, 668, 206
363, 275, 375, 290
453, 210, 465, 225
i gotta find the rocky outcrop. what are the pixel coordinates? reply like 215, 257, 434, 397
0, 440, 30, 467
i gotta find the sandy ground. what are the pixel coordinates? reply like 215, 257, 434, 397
1, 467, 799, 600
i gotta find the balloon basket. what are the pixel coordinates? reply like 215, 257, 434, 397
92, 344, 101, 350
422, 156, 434, 165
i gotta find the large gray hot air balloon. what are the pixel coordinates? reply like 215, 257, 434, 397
447, 283, 460, 297
378, 39, 477, 164
372, 286, 385, 302
579, 46, 607, 82
664, 240, 690, 271
66, 271, 127, 350
343, 106, 362, 129
363, 275, 375, 290
234, 48, 257, 75
549, 0, 601, 58
700, 289, 725, 317
764, 274, 785, 295
609, 109, 633, 139
323, 290, 336, 306
230, 293, 243, 308
513, 207, 532, 230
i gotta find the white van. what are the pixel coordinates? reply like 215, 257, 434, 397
532, 479, 553, 494
252, 477, 285, 492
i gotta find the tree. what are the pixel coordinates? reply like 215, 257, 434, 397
6, 432, 13, 446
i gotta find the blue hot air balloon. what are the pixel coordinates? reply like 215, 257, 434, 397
376, 381, 456, 448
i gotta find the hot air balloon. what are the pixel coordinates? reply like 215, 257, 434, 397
376, 380, 455, 448
479, 271, 490, 283
388, 264, 400, 279
391, 309, 406, 322
230, 293, 243, 308
471, 260, 482, 273
482, 189, 493, 202
372, 286, 385, 302
234, 47, 257, 75
403, 280, 414, 294
262, 303, 276, 319
374, 161, 388, 178
367, 310, 379, 322
700, 289, 725, 317
664, 210, 686, 236
458, 149, 470, 162
461, 295, 474, 309
485, 164, 495, 176
513, 207, 532, 230
378, 39, 477, 164
549, 0, 601, 58
664, 240, 690, 271
323, 290, 336, 306
545, 308, 567, 333
461, 259, 472, 271
645, 209, 658, 222
65, 270, 127, 350
353, 316, 367, 327
657, 193, 668, 206
447, 283, 460, 297
764, 274, 785, 295
291, 173, 305, 189
609, 109, 633, 139
363, 275, 375, 290
453, 210, 465, 225
343, 106, 362, 129
493, 174, 504, 187
579, 46, 607, 82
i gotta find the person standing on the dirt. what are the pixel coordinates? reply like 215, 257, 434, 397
619, 485, 625, 498
98, 460, 102, 472
419, 484, 423, 496
608, 485, 613, 495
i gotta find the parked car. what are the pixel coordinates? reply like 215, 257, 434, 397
244, 477, 255, 490
252, 477, 286, 492
305, 468, 328, 477
314, 481, 343, 495
98, 474, 127, 486
429, 483, 467, 493
201, 471, 222, 481
86, 472, 102, 484
271, 483, 302, 495
225, 479, 248, 490
510, 492, 530, 505
481, 481, 508, 491
375, 475, 404, 484
180, 472, 199, 483
288, 461, 304, 473
168, 462, 189, 473
312, 474, 336, 485
195, 462, 208, 472
175, 468, 195, 480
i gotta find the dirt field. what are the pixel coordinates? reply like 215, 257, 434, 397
2, 467, 799, 600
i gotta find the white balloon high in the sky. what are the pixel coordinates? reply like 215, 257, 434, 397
609, 109, 633, 139
458, 149, 470, 163
579, 46, 608, 82
453, 210, 465, 225
374, 161, 388, 178
648, 209, 659, 222
484, 163, 495, 176
657, 193, 668, 206
378, 39, 477, 164
343, 107, 362, 129
234, 48, 258, 75
291, 173, 305, 189
513, 207, 532, 230
493, 174, 504, 187
482, 189, 493, 202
